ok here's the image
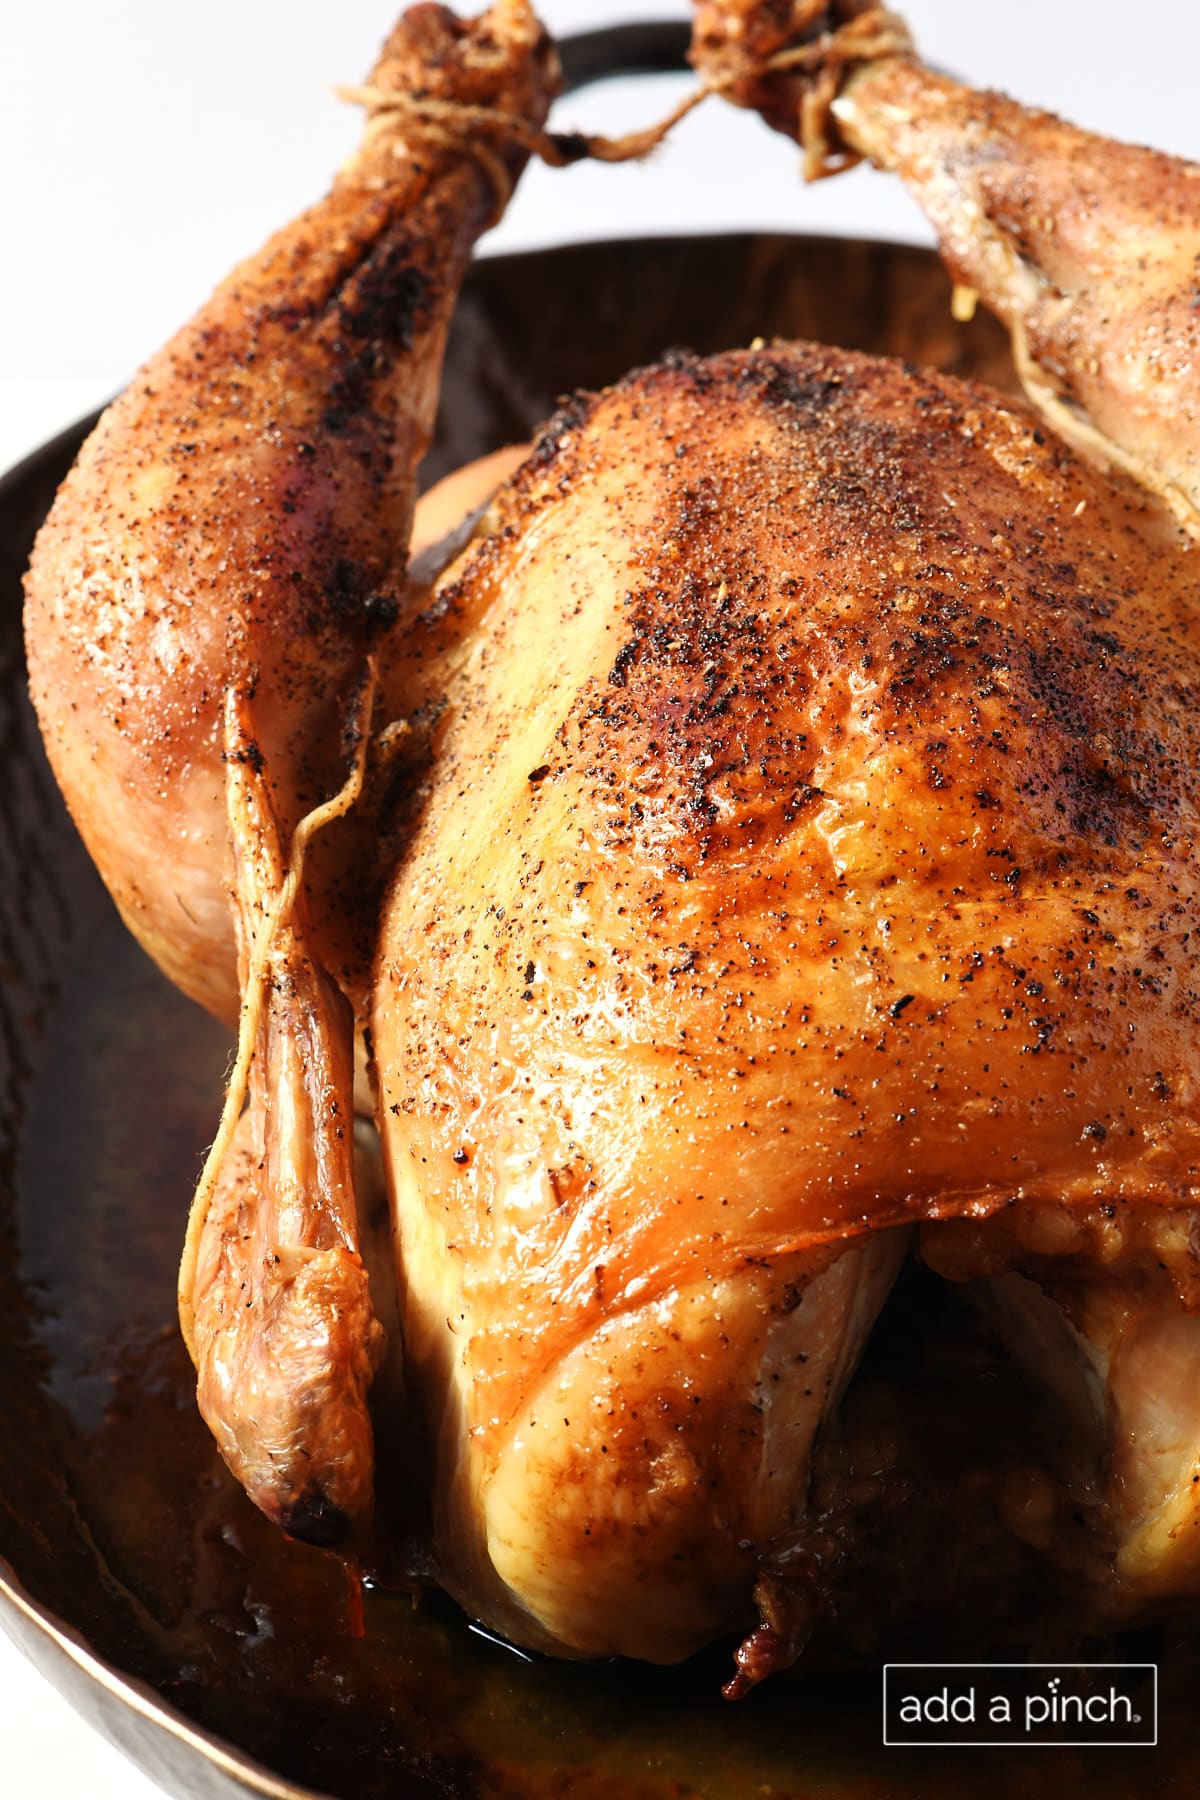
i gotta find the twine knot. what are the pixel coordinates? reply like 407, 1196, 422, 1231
338, 5, 914, 209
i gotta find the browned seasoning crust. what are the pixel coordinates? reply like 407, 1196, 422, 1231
25, 0, 1200, 1671
23, 2, 560, 1025
372, 339, 1200, 1661
22, 3, 561, 1550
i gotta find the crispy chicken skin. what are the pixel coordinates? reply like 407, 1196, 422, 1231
24, 0, 1200, 1672
373, 340, 1200, 1658
23, 0, 559, 1024
832, 61, 1200, 538
23, 3, 559, 1546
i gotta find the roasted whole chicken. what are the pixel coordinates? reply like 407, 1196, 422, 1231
22, 0, 1200, 1688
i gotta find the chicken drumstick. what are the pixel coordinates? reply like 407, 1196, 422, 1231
24, 1, 560, 1544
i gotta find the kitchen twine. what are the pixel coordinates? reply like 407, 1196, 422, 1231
337, 6, 914, 210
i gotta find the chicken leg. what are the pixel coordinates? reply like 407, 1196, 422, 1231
24, 3, 560, 1543
690, 0, 1200, 538
24, 0, 560, 1025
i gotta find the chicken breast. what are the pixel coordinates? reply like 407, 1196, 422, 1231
373, 338, 1200, 1661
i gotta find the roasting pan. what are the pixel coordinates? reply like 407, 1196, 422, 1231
1, 19, 1192, 1800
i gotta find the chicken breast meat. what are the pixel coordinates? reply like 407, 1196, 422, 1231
21, 0, 1200, 1686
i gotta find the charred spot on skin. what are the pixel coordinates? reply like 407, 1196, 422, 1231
528, 390, 596, 471
736, 351, 845, 416
338, 235, 431, 351
609, 641, 637, 688
279, 1486, 352, 1548
321, 239, 432, 430
363, 590, 399, 635
315, 556, 397, 639
223, 738, 265, 774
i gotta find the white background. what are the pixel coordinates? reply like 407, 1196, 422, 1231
1, 2, 1195, 1795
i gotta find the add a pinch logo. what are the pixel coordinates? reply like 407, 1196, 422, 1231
882, 1664, 1157, 1748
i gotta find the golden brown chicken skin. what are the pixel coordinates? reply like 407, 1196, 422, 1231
23, 1, 560, 1548
373, 338, 1200, 1662
24, 0, 559, 1025
690, 0, 1200, 1633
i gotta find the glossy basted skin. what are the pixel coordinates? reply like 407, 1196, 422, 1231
24, 1, 559, 1025
373, 340, 1200, 1658
24, 0, 1200, 1664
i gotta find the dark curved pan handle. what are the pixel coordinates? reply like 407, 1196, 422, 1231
557, 21, 958, 103
558, 21, 691, 96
